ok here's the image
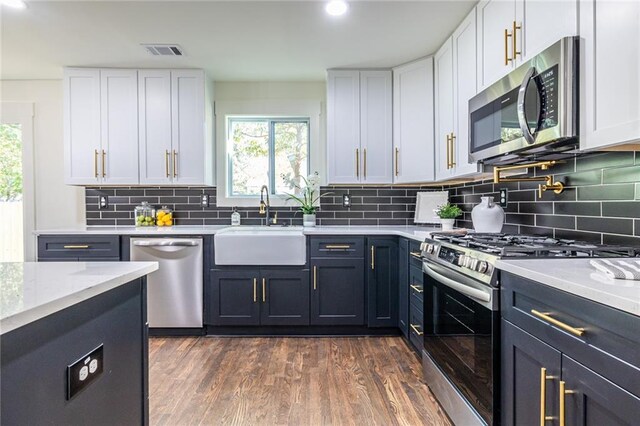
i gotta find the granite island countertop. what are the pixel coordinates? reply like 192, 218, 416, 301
0, 261, 158, 335
496, 258, 640, 316
34, 225, 442, 242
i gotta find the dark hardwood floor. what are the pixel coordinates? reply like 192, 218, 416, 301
149, 336, 451, 426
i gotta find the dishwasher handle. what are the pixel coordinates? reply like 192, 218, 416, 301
132, 239, 200, 247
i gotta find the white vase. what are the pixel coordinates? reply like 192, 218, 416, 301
303, 214, 316, 227
440, 218, 455, 231
471, 196, 505, 233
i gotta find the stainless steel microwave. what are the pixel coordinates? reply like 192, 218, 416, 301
469, 37, 579, 165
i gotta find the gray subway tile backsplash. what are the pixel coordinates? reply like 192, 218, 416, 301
84, 151, 640, 247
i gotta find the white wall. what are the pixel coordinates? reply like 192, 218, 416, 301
1, 80, 85, 230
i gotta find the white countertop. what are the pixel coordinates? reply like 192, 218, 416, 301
34, 225, 440, 242
0, 261, 158, 335
496, 258, 640, 316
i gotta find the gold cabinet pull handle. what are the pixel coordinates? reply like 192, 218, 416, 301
446, 134, 451, 169
253, 278, 257, 303
531, 309, 585, 337
540, 368, 557, 425
505, 28, 513, 65
172, 150, 178, 177
395, 147, 399, 176
101, 150, 106, 177
410, 251, 421, 259
513, 21, 522, 60
410, 324, 424, 336
371, 245, 375, 270
94, 149, 99, 178
410, 284, 424, 294
63, 245, 90, 249
262, 278, 266, 303
559, 380, 575, 426
363, 148, 367, 179
313, 266, 317, 290
325, 244, 351, 249
165, 150, 170, 178
356, 148, 360, 178
450, 133, 456, 167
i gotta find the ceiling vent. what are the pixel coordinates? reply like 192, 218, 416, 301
141, 44, 184, 56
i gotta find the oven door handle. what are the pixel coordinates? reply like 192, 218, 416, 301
423, 262, 492, 304
517, 66, 538, 145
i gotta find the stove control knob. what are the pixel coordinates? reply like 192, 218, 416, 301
469, 258, 479, 271
463, 256, 473, 269
457, 255, 467, 266
426, 244, 435, 254
420, 242, 427, 252
476, 261, 489, 274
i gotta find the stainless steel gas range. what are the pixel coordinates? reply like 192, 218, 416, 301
419, 233, 638, 426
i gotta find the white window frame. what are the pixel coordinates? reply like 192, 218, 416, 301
215, 100, 322, 207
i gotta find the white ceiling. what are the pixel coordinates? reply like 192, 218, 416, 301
1, 0, 476, 81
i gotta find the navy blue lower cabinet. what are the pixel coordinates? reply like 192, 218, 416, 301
209, 269, 261, 326
367, 238, 398, 328
260, 269, 310, 326
398, 238, 409, 337
501, 319, 561, 426
561, 354, 640, 426
310, 258, 365, 325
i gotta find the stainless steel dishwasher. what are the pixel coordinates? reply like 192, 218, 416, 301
130, 238, 203, 328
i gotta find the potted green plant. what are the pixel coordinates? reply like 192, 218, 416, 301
283, 172, 330, 227
435, 202, 462, 231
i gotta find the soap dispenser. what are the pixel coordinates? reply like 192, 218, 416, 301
231, 208, 241, 226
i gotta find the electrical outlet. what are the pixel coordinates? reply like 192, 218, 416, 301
342, 194, 351, 208
98, 195, 108, 209
67, 344, 103, 400
201, 194, 209, 207
499, 189, 508, 207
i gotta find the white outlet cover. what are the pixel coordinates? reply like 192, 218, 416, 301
79, 366, 89, 381
89, 359, 98, 374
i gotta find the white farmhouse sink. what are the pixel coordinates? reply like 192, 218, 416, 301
214, 226, 306, 265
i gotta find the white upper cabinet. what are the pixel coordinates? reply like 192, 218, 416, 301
452, 8, 481, 178
64, 68, 101, 185
66, 67, 213, 186
360, 71, 393, 184
477, 0, 578, 91
327, 69, 392, 185
99, 69, 139, 184
64, 68, 138, 185
579, 0, 640, 150
435, 39, 455, 181
138, 70, 172, 185
436, 8, 481, 182
392, 58, 435, 183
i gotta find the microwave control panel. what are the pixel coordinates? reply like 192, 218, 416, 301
537, 64, 559, 130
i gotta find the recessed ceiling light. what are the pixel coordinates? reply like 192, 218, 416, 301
1, 0, 27, 9
325, 0, 348, 16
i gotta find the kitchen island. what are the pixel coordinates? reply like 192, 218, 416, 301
1, 261, 158, 425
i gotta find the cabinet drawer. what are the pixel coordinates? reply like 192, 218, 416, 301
502, 271, 640, 397
38, 235, 121, 260
409, 241, 423, 268
409, 265, 424, 307
408, 305, 424, 353
309, 236, 365, 258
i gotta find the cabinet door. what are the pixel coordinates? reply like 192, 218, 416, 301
515, 0, 577, 64
327, 70, 361, 184
260, 269, 310, 326
64, 68, 101, 185
452, 8, 481, 178
579, 0, 640, 150
476, 0, 516, 91
434, 37, 455, 181
398, 239, 409, 338
392, 58, 435, 183
208, 269, 260, 326
138, 70, 172, 185
502, 320, 562, 426
100, 69, 139, 184
360, 71, 392, 184
367, 238, 398, 328
171, 70, 206, 185
310, 258, 365, 325
561, 355, 640, 426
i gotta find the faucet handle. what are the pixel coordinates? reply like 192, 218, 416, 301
272, 211, 278, 224
259, 202, 266, 215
